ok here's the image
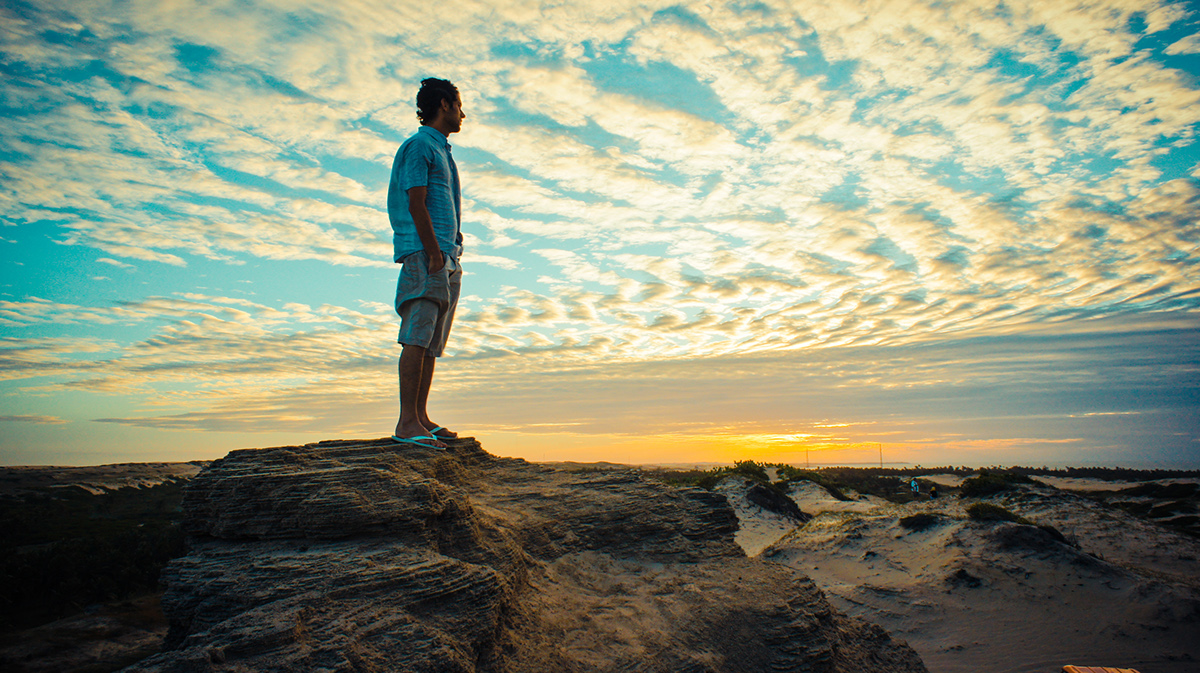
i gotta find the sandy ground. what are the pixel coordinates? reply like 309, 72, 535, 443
722, 478, 1200, 673
1030, 476, 1200, 492
921, 474, 968, 488
921, 474, 1200, 493
0, 462, 205, 497
712, 476, 803, 556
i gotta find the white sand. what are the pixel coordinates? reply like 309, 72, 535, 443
787, 479, 886, 513
721, 478, 1200, 673
1033, 476, 1200, 492
921, 474, 968, 488
713, 476, 801, 557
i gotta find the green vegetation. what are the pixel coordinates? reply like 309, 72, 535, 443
958, 470, 1036, 498
646, 460, 766, 490
815, 469, 920, 503
647, 463, 1200, 496
648, 460, 959, 504
799, 465, 1200, 481
646, 460, 1200, 539
899, 513, 943, 531
1090, 481, 1200, 538
1115, 482, 1198, 499
772, 465, 851, 501
1004, 466, 1200, 481
646, 460, 926, 504
966, 502, 1031, 524
727, 460, 769, 482
964, 503, 1069, 543
0, 479, 189, 632
647, 467, 722, 490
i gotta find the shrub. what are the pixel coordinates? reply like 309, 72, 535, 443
822, 483, 851, 502
1116, 482, 1198, 498
966, 502, 1030, 524
959, 470, 1035, 498
647, 461, 774, 492
729, 460, 769, 483
774, 466, 852, 501
746, 483, 809, 521
805, 468, 922, 504
899, 513, 943, 531
1036, 524, 1069, 545
646, 467, 724, 491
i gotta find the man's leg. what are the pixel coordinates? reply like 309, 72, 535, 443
395, 344, 446, 447
415, 355, 458, 439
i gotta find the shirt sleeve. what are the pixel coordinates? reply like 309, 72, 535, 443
399, 138, 433, 192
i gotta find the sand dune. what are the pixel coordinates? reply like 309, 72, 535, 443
722, 477, 1200, 673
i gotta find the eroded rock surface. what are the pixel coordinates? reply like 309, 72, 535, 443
124, 438, 926, 672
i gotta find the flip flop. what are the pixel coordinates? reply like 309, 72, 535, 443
390, 435, 446, 450
430, 426, 457, 439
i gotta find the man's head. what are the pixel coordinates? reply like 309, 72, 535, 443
416, 78, 464, 134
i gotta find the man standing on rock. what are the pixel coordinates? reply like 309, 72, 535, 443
387, 78, 466, 449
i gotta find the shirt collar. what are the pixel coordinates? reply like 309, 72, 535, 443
418, 124, 450, 148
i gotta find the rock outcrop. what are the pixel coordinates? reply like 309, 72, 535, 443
124, 438, 926, 672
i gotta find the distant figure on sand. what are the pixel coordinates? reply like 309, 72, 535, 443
910, 477, 919, 496
930, 484, 939, 499
387, 78, 466, 450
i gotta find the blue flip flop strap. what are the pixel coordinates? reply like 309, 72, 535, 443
390, 435, 443, 448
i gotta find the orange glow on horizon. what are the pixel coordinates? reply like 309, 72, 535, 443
479, 430, 1027, 468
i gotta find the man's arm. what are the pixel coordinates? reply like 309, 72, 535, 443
406, 186, 444, 273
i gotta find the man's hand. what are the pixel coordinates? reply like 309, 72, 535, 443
427, 250, 445, 274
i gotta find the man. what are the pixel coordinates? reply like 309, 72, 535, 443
387, 78, 466, 449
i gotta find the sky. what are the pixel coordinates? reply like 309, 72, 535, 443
2, 0, 1199, 469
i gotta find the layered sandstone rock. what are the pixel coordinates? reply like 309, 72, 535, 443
124, 438, 926, 672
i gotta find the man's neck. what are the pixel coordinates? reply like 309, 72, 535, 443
427, 120, 454, 137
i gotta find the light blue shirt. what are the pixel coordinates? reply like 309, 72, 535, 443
387, 125, 463, 262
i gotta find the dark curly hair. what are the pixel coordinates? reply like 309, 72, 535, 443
416, 78, 459, 125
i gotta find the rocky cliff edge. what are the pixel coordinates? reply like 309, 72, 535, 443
124, 437, 927, 673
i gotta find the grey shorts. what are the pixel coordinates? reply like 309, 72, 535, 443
395, 252, 461, 357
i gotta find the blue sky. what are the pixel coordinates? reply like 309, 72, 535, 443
2, 0, 1199, 467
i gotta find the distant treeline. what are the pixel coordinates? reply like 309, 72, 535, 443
0, 479, 188, 633
817, 466, 1200, 481
646, 460, 1200, 507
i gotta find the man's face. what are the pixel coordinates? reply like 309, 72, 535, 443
443, 95, 465, 133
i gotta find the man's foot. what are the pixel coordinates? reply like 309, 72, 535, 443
393, 420, 447, 449
390, 435, 447, 450
429, 425, 458, 440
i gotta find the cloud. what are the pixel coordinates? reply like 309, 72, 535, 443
96, 257, 136, 269
1165, 33, 1200, 56
0, 415, 66, 425
1, 0, 1198, 465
